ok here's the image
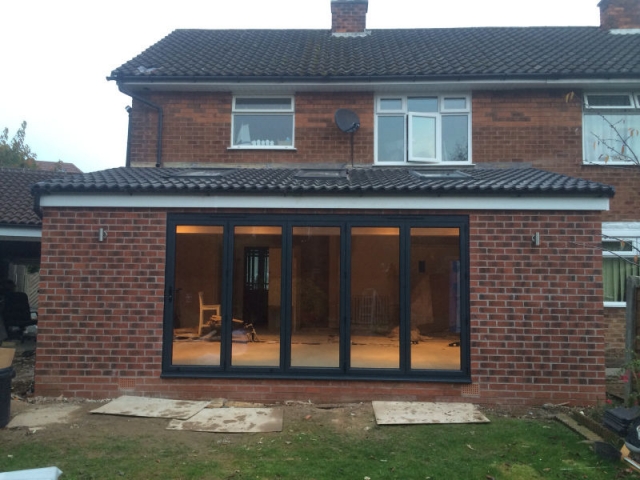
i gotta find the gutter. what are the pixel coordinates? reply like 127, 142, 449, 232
117, 84, 164, 168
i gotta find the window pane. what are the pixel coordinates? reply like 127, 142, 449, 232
603, 239, 633, 252
410, 228, 461, 370
443, 97, 467, 110
442, 115, 469, 162
172, 226, 224, 366
408, 97, 437, 113
409, 115, 436, 160
603, 257, 640, 302
377, 116, 405, 162
379, 98, 403, 110
291, 227, 341, 368
235, 98, 292, 110
350, 227, 399, 369
233, 115, 293, 146
232, 226, 282, 367
584, 113, 640, 163
587, 94, 633, 108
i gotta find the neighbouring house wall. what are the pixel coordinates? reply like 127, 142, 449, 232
35, 207, 605, 406
605, 307, 626, 367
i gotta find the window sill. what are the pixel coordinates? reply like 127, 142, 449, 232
228, 146, 296, 151
583, 161, 638, 166
604, 301, 626, 308
374, 161, 473, 166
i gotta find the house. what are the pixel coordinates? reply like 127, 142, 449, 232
30, 0, 640, 406
0, 166, 79, 306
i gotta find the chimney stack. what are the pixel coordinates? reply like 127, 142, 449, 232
599, 0, 640, 30
331, 0, 368, 34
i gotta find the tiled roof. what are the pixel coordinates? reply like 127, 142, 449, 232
34, 161, 82, 174
31, 165, 615, 198
0, 168, 76, 227
109, 28, 640, 82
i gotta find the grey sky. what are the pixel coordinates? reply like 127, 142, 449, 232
1, 0, 600, 172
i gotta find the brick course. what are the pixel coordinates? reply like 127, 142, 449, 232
35, 207, 605, 406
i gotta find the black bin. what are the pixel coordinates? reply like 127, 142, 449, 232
0, 366, 14, 428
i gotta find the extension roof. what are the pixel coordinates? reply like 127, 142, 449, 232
30, 165, 614, 199
109, 27, 640, 83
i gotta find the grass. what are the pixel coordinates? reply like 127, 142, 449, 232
0, 414, 638, 479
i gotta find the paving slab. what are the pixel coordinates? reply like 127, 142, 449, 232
90, 395, 209, 420
167, 407, 284, 433
372, 401, 490, 425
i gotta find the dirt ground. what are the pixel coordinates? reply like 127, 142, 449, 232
0, 339, 585, 452
2, 340, 387, 452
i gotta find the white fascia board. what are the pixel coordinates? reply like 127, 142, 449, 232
122, 78, 640, 94
38, 193, 610, 211
0, 226, 41, 240
602, 222, 640, 237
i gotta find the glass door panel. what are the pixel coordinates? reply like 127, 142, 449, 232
350, 227, 400, 369
410, 227, 461, 370
232, 226, 282, 367
291, 227, 341, 368
172, 225, 224, 366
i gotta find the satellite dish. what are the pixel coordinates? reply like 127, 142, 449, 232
335, 109, 360, 134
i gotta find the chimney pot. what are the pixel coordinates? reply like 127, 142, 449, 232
331, 0, 369, 34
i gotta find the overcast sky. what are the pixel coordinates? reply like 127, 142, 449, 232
1, 0, 600, 173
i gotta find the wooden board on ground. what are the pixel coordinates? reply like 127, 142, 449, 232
167, 407, 284, 433
372, 401, 490, 425
90, 395, 210, 420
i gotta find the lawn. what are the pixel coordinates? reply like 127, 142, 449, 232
0, 403, 638, 480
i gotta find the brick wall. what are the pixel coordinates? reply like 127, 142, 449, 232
605, 307, 626, 367
129, 92, 374, 168
600, 0, 640, 30
35, 207, 605, 406
331, 1, 368, 33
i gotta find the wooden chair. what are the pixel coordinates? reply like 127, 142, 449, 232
198, 292, 220, 335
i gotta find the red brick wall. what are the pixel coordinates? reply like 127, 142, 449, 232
605, 307, 626, 367
129, 92, 374, 168
331, 1, 368, 33
470, 212, 605, 405
35, 207, 605, 406
600, 0, 640, 29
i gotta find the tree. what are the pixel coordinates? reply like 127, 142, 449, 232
0, 121, 37, 168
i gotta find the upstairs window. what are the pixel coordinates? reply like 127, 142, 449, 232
375, 95, 471, 164
583, 93, 640, 165
232, 97, 294, 148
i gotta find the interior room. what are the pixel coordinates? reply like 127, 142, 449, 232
170, 223, 461, 372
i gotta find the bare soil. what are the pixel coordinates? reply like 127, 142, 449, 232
1, 339, 600, 452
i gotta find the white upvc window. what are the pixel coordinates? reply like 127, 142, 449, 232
231, 96, 294, 148
583, 92, 640, 165
602, 223, 640, 307
375, 95, 471, 164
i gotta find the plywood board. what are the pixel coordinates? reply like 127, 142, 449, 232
8, 404, 82, 428
372, 401, 490, 425
90, 395, 209, 420
167, 407, 283, 433
0, 348, 15, 369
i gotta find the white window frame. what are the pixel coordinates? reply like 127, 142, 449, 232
230, 96, 295, 149
583, 92, 640, 165
602, 222, 640, 307
375, 94, 472, 165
